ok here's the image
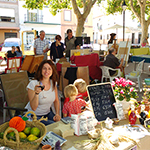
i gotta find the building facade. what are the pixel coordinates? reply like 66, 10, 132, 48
19, 1, 61, 47
93, 4, 141, 47
61, 9, 93, 42
0, 0, 20, 44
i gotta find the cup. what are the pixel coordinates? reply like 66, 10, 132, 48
42, 145, 52, 150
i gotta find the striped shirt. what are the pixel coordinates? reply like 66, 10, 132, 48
34, 38, 49, 55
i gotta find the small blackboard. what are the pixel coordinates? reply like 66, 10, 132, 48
87, 82, 117, 122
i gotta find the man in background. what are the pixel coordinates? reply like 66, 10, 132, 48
64, 29, 79, 58
34, 30, 49, 60
104, 48, 123, 76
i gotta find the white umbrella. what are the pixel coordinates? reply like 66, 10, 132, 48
105, 24, 124, 30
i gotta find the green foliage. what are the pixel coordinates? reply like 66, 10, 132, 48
105, 0, 150, 21
23, 0, 102, 16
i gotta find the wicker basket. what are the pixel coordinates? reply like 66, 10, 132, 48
0, 111, 47, 150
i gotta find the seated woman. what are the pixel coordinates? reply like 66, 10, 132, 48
50, 35, 65, 62
25, 60, 61, 125
16, 46, 22, 57
103, 48, 123, 76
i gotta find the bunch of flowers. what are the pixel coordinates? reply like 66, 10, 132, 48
142, 88, 150, 102
112, 77, 138, 102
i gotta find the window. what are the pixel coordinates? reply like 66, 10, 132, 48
5, 33, 17, 39
100, 35, 102, 40
28, 12, 37, 22
64, 10, 71, 21
107, 34, 109, 40
0, 8, 15, 22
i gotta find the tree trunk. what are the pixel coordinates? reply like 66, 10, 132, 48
76, 17, 85, 36
140, 22, 148, 44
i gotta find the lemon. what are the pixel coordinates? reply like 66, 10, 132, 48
23, 127, 31, 135
19, 132, 27, 139
30, 127, 40, 137
147, 111, 150, 118
8, 132, 15, 138
147, 125, 150, 128
27, 134, 38, 141
128, 110, 132, 117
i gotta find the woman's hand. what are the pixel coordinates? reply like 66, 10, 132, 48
34, 85, 42, 94
53, 114, 61, 122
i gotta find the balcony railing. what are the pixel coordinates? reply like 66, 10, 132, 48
24, 14, 43, 23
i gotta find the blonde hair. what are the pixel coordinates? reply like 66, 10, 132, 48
74, 78, 87, 93
64, 84, 78, 98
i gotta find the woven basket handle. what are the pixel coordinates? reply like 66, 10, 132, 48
24, 111, 37, 121
3, 127, 20, 147
24, 111, 48, 122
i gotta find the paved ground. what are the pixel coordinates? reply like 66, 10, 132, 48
0, 62, 149, 125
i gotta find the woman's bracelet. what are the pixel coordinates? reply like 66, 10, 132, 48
35, 92, 39, 95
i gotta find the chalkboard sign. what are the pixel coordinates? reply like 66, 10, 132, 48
87, 82, 117, 122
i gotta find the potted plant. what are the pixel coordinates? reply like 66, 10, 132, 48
112, 77, 138, 114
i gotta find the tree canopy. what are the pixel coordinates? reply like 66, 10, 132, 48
105, 0, 150, 43
23, 0, 102, 36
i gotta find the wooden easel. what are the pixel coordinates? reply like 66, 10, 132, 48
10, 59, 17, 73
118, 38, 129, 77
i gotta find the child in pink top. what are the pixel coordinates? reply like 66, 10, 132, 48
62, 84, 87, 117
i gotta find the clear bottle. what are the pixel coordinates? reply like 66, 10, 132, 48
27, 113, 33, 121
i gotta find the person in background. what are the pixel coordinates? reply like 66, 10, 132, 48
64, 29, 79, 58
34, 30, 49, 60
16, 46, 22, 57
62, 84, 87, 117
108, 33, 116, 44
25, 60, 61, 125
103, 48, 123, 76
50, 35, 65, 62
141, 37, 149, 47
5, 46, 16, 59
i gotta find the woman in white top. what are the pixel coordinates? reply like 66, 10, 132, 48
25, 60, 61, 125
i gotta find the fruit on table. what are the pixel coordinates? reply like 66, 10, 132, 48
27, 134, 38, 141
19, 132, 27, 139
7, 131, 16, 141
147, 111, 150, 118
30, 127, 40, 137
9, 116, 26, 132
147, 125, 150, 128
23, 127, 31, 135
0, 132, 4, 139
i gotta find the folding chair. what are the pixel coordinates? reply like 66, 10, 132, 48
0, 71, 29, 122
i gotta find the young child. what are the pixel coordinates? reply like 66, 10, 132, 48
73, 78, 88, 100
62, 84, 87, 117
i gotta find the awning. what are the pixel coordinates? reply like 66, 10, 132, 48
0, 27, 20, 30
0, 8, 15, 17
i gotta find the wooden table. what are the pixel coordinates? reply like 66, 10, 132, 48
39, 119, 150, 150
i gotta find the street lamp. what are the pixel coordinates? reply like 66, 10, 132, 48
122, 0, 127, 41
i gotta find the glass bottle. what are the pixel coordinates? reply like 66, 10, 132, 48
129, 104, 137, 125
139, 104, 147, 125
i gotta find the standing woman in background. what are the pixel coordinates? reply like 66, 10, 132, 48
16, 46, 22, 57
50, 35, 65, 62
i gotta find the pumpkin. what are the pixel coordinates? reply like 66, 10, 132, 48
9, 116, 26, 132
